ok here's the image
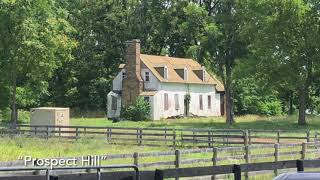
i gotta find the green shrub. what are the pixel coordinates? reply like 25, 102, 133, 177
257, 101, 283, 116
0, 109, 30, 124
121, 97, 151, 121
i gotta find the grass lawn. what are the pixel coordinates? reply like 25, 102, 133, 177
0, 137, 170, 162
71, 114, 320, 131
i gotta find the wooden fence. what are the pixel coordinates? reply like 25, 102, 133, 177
0, 125, 318, 147
1, 159, 320, 180
1, 142, 319, 173
154, 159, 320, 180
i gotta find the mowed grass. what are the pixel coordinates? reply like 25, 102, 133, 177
71, 114, 320, 132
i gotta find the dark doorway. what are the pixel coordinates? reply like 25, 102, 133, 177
184, 95, 190, 117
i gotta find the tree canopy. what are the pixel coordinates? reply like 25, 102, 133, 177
0, 0, 319, 125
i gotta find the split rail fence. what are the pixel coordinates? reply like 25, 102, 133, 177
1, 159, 320, 180
0, 125, 318, 147
155, 159, 320, 180
1, 142, 319, 173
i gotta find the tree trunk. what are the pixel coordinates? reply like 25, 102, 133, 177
10, 70, 18, 128
289, 92, 294, 115
225, 64, 234, 125
298, 58, 313, 125
298, 85, 307, 125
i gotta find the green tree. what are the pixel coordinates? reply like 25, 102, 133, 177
0, 0, 76, 125
240, 0, 320, 125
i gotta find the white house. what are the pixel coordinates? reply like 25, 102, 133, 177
107, 39, 225, 120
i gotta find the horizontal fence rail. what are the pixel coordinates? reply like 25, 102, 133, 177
154, 159, 320, 180
0, 125, 318, 147
0, 165, 140, 180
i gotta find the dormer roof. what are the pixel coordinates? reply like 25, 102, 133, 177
140, 54, 224, 92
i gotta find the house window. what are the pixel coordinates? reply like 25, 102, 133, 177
111, 96, 117, 110
174, 94, 179, 110
145, 72, 150, 82
208, 95, 211, 109
199, 95, 203, 110
122, 72, 127, 79
164, 93, 169, 110
184, 68, 188, 80
164, 66, 168, 80
144, 96, 150, 103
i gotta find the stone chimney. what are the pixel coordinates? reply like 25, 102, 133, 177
122, 39, 143, 106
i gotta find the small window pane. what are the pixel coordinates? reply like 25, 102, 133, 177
208, 95, 211, 109
175, 94, 179, 110
164, 93, 169, 110
145, 72, 150, 82
112, 96, 117, 110
199, 95, 203, 110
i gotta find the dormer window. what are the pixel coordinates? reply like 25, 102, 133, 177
164, 66, 168, 80
183, 67, 188, 80
145, 71, 150, 82
193, 67, 206, 81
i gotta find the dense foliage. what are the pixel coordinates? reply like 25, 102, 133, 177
121, 97, 151, 121
0, 0, 319, 124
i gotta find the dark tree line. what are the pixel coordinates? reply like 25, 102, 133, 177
0, 0, 319, 125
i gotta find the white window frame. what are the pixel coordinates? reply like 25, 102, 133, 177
164, 66, 168, 80
183, 67, 188, 80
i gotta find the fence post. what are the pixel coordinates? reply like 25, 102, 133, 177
315, 132, 318, 143
306, 130, 310, 142
49, 175, 59, 180
175, 149, 181, 180
277, 130, 280, 143
301, 142, 307, 160
244, 145, 250, 180
173, 130, 176, 149
164, 128, 167, 145
211, 147, 218, 180
233, 164, 242, 180
136, 129, 139, 144
155, 169, 164, 180
133, 152, 139, 167
296, 160, 304, 172
192, 129, 196, 147
139, 129, 143, 145
248, 130, 251, 145
75, 127, 79, 140
274, 143, 279, 176
208, 131, 212, 147
58, 127, 61, 137
244, 130, 249, 146
46, 126, 49, 139
106, 128, 110, 141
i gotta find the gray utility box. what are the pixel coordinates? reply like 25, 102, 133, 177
30, 107, 70, 136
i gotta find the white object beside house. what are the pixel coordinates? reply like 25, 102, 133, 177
107, 39, 225, 120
